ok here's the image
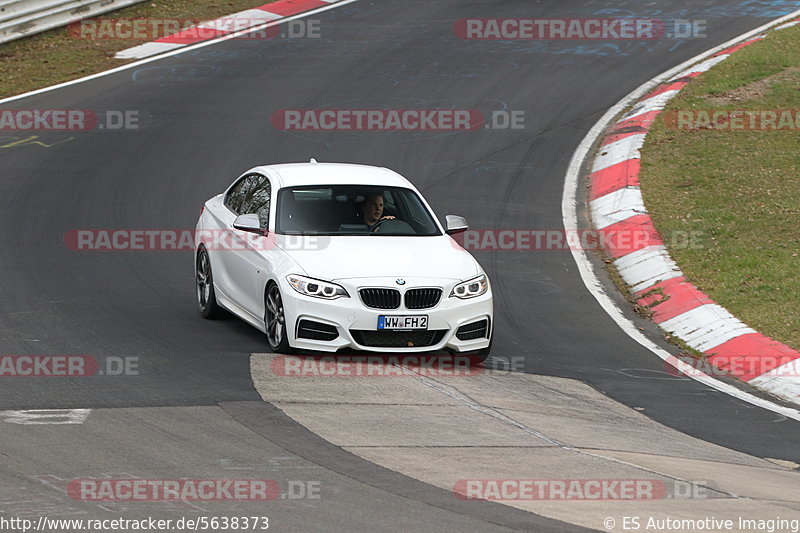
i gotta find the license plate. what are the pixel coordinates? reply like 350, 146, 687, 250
378, 315, 428, 330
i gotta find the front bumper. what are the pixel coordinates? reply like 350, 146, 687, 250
279, 276, 493, 353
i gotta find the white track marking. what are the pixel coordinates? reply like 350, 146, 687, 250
0, 409, 91, 424
200, 9, 282, 25
562, 10, 800, 421
613, 245, 682, 293
660, 304, 756, 352
622, 90, 682, 121
591, 134, 646, 172
671, 55, 730, 79
589, 187, 646, 229
114, 42, 184, 60
775, 20, 800, 30
751, 367, 800, 405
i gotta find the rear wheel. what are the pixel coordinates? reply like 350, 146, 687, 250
196, 246, 222, 319
265, 283, 292, 354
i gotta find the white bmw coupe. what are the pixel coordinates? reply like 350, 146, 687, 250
195, 161, 493, 359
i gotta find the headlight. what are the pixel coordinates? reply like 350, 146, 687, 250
286, 274, 349, 300
450, 274, 488, 299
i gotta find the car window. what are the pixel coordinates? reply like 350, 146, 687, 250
224, 175, 255, 214
382, 190, 396, 215
397, 190, 436, 229
275, 185, 440, 236
240, 174, 271, 230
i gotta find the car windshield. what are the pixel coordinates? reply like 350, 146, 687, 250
275, 185, 441, 236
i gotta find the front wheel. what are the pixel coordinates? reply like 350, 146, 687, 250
196, 247, 222, 319
265, 283, 292, 354
467, 331, 493, 365
446, 337, 492, 365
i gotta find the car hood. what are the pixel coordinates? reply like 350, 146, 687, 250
276, 235, 480, 281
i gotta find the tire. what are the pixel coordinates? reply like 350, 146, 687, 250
196, 246, 223, 319
446, 335, 492, 365
468, 330, 493, 365
265, 282, 293, 354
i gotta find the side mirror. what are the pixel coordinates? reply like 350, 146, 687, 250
233, 214, 264, 234
445, 215, 468, 235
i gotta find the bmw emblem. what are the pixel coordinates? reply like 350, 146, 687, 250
396, 279, 406, 286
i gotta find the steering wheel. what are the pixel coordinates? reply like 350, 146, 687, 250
370, 218, 389, 233
370, 217, 417, 235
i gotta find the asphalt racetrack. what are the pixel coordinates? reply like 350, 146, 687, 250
1, 1, 799, 531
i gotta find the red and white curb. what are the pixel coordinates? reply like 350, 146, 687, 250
589, 19, 800, 405
116, 0, 343, 59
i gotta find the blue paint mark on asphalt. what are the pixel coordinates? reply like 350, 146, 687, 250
591, 1, 800, 19
354, 59, 520, 84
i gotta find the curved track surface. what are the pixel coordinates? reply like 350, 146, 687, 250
1, 0, 799, 529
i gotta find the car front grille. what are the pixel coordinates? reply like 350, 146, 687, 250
297, 319, 339, 341
359, 288, 401, 309
404, 288, 442, 309
350, 330, 446, 348
456, 319, 489, 341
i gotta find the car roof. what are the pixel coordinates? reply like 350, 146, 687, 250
248, 162, 415, 190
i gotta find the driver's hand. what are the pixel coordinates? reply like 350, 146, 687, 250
381, 215, 396, 220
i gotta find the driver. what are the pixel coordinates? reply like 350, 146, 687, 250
360, 193, 395, 230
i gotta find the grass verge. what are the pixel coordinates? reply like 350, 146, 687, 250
639, 22, 800, 350
0, 0, 277, 98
